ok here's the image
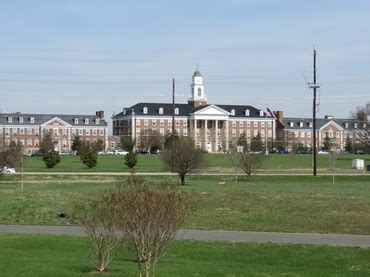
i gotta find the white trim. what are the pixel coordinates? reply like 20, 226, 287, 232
41, 117, 72, 127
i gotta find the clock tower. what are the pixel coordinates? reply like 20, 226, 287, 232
188, 69, 207, 108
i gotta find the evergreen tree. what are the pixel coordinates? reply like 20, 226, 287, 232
39, 132, 54, 156
43, 150, 61, 168
82, 150, 98, 168
323, 135, 332, 151
345, 134, 353, 153
237, 133, 248, 153
125, 151, 138, 173
71, 135, 82, 154
250, 133, 263, 152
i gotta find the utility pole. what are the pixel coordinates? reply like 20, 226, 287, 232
309, 49, 320, 176
172, 78, 175, 134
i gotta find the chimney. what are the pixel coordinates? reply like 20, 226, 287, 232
96, 110, 104, 119
274, 110, 284, 124
324, 115, 334, 120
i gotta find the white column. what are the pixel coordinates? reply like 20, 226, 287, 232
194, 119, 197, 146
204, 119, 208, 151
215, 120, 218, 152
225, 120, 229, 151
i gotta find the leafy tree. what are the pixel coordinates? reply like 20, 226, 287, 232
120, 136, 136, 152
124, 151, 138, 173
82, 150, 98, 168
71, 135, 82, 154
161, 137, 206, 185
39, 132, 54, 156
43, 150, 61, 168
92, 139, 104, 152
345, 134, 353, 153
323, 135, 332, 151
250, 133, 263, 152
164, 131, 178, 149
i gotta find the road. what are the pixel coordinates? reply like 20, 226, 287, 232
0, 225, 369, 248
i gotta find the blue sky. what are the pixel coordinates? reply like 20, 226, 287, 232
1, 0, 370, 127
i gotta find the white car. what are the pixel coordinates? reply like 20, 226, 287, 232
114, 150, 128, 155
1, 166, 16, 174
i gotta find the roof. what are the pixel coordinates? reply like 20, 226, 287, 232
0, 113, 108, 126
284, 117, 367, 131
193, 70, 202, 77
114, 102, 267, 118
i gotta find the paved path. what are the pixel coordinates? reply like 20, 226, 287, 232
0, 225, 369, 248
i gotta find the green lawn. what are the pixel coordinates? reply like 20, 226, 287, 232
1, 175, 369, 234
21, 154, 370, 173
0, 234, 369, 276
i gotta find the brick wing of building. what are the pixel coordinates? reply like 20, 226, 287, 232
0, 111, 108, 154
112, 70, 276, 152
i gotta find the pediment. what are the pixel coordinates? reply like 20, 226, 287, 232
319, 120, 343, 131
41, 117, 71, 127
193, 105, 230, 116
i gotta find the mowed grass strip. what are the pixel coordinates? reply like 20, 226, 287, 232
0, 175, 369, 234
1, 234, 369, 276
21, 153, 370, 172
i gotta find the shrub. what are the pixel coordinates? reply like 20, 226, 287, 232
82, 150, 98, 168
43, 150, 61, 168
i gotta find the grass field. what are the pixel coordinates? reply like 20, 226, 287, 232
20, 153, 370, 173
1, 175, 369, 234
1, 234, 369, 276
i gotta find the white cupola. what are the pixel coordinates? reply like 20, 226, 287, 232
188, 68, 207, 108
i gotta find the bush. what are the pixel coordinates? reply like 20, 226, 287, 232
124, 151, 137, 172
43, 150, 61, 168
82, 150, 98, 168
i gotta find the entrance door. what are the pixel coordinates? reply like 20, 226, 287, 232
207, 142, 212, 152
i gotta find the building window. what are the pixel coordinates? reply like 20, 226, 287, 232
261, 122, 265, 128
307, 132, 311, 138
239, 130, 244, 136
8, 117, 12, 123
254, 121, 258, 127
93, 129, 97, 135
354, 123, 357, 129
268, 121, 272, 127
328, 130, 333, 138
345, 122, 349, 128
300, 132, 305, 138
95, 118, 100, 125
336, 131, 340, 138
183, 129, 188, 136
309, 122, 313, 128
144, 119, 148, 126
35, 139, 39, 146
231, 109, 235, 116
34, 128, 39, 136
74, 118, 78, 124
27, 139, 32, 146
100, 129, 104, 136
259, 110, 264, 117
268, 130, 272, 137
62, 129, 67, 136
232, 130, 236, 137
246, 121, 251, 127
27, 128, 32, 135
183, 120, 187, 127
19, 117, 23, 123
294, 131, 298, 138
85, 118, 89, 125
136, 119, 140, 126
19, 128, 24, 135
232, 121, 236, 127
176, 120, 180, 126
160, 120, 164, 126
143, 107, 148, 114
290, 122, 294, 127
30, 117, 35, 123
152, 120, 157, 126
175, 108, 179, 115
254, 130, 258, 137
245, 109, 250, 116
159, 107, 163, 114
299, 122, 303, 127
19, 139, 25, 145
247, 130, 251, 137
261, 130, 265, 137
5, 128, 10, 135
85, 129, 90, 135
239, 121, 243, 127
168, 120, 172, 126
160, 128, 164, 136
79, 129, 83, 135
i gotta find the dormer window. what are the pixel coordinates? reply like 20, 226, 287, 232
245, 109, 250, 116
309, 122, 313, 128
85, 118, 89, 125
123, 109, 126, 115
159, 107, 163, 115
299, 122, 303, 127
231, 109, 235, 116
259, 110, 264, 117
95, 118, 100, 125
363, 123, 366, 128
290, 122, 294, 127
143, 107, 148, 114
175, 108, 179, 115
30, 117, 34, 123
8, 117, 12, 123
19, 117, 23, 123
74, 118, 78, 124
354, 123, 357, 129
345, 122, 349, 128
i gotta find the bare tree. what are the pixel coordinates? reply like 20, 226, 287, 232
75, 193, 122, 273
328, 149, 338, 185
1, 141, 26, 190
240, 153, 265, 178
113, 177, 191, 277
39, 132, 54, 156
161, 137, 206, 185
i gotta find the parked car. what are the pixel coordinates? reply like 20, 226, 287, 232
318, 150, 329, 155
355, 150, 366, 155
59, 151, 71, 156
137, 150, 150, 155
1, 166, 16, 174
115, 150, 128, 155
278, 150, 289, 154
31, 151, 43, 157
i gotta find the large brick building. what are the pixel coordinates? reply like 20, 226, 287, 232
0, 111, 108, 154
112, 70, 276, 152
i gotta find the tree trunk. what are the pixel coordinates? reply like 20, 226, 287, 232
180, 174, 185, 186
